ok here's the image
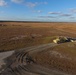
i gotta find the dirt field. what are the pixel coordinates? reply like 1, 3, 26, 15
0, 22, 76, 75
0, 22, 76, 51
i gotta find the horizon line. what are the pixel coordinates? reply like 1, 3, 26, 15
0, 20, 76, 23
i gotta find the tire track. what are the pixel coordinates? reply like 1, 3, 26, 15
1, 43, 71, 75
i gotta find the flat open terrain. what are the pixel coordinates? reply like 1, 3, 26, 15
0, 22, 76, 75
0, 22, 76, 51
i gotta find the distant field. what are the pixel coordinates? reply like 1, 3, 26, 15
0, 22, 76, 51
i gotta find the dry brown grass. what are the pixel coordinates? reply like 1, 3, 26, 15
0, 22, 76, 74
0, 22, 76, 51
30, 42, 76, 74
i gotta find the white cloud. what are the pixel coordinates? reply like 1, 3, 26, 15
37, 10, 42, 13
25, 2, 47, 8
11, 0, 24, 3
11, 0, 48, 8
38, 16, 56, 18
70, 16, 75, 19
25, 2, 37, 8
48, 12, 61, 15
60, 13, 72, 17
11, 1, 38, 7
33, 10, 42, 13
48, 11, 72, 17
70, 8, 76, 13
0, 0, 7, 6
39, 2, 48, 5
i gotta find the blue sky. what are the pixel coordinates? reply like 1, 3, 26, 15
0, 0, 76, 22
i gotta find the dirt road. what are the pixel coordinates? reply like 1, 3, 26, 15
0, 43, 71, 75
